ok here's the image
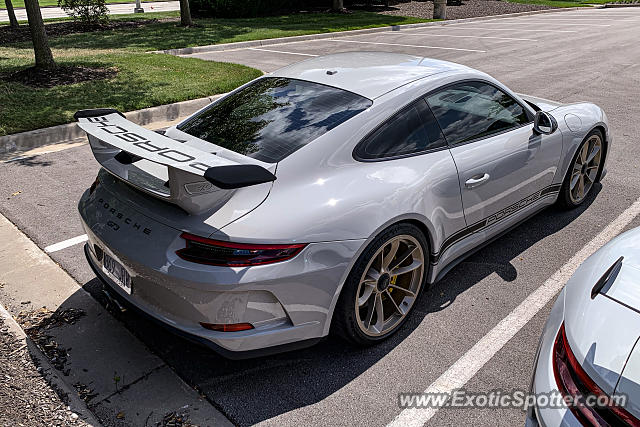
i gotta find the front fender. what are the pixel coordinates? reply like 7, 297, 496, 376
551, 103, 610, 185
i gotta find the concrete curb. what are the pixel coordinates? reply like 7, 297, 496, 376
599, 2, 640, 7
0, 94, 221, 157
0, 302, 103, 427
158, 7, 585, 56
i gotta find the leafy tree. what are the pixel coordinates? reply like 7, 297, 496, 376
180, 0, 193, 26
5, 0, 19, 29
24, 0, 55, 69
332, 0, 343, 11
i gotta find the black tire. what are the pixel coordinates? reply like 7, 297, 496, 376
331, 223, 429, 346
557, 129, 605, 209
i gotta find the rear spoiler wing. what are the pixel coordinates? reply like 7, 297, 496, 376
75, 109, 276, 213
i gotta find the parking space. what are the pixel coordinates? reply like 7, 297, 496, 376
3, 7, 640, 427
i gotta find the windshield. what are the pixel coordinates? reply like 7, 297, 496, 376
177, 77, 372, 163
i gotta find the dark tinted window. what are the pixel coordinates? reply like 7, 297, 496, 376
355, 101, 446, 160
177, 77, 372, 163
426, 81, 530, 145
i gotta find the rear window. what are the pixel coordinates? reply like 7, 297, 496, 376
177, 77, 372, 163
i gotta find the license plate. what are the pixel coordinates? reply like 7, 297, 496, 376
103, 253, 132, 294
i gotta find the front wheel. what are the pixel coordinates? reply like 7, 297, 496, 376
332, 223, 428, 346
558, 129, 604, 208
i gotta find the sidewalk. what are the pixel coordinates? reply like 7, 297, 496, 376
0, 0, 178, 22
0, 213, 232, 427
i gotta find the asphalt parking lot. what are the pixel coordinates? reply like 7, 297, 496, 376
2, 7, 640, 426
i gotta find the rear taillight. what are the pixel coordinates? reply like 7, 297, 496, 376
553, 323, 640, 426
176, 233, 306, 267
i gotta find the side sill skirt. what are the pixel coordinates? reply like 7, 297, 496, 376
427, 191, 560, 284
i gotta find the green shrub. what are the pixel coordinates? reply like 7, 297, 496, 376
58, 0, 108, 24
190, 0, 297, 17
189, 1, 415, 17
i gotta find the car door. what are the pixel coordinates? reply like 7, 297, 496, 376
425, 80, 561, 227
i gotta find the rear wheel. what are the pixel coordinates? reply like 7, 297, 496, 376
558, 129, 604, 208
332, 223, 428, 345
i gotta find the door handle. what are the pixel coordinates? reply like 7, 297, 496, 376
465, 173, 490, 189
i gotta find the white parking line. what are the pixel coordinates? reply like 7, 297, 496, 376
328, 39, 486, 53
508, 17, 617, 21
395, 33, 537, 42
45, 234, 88, 253
247, 47, 318, 57
469, 21, 611, 26
388, 195, 640, 427
438, 26, 577, 33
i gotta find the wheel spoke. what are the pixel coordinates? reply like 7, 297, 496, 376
586, 145, 600, 164
385, 290, 405, 316
580, 143, 589, 163
578, 175, 585, 199
389, 284, 416, 297
364, 293, 376, 329
388, 245, 418, 272
358, 283, 375, 307
373, 293, 384, 333
584, 171, 594, 184
364, 267, 381, 283
570, 172, 581, 190
382, 240, 400, 271
391, 259, 423, 276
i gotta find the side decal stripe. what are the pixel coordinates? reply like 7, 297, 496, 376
431, 184, 562, 264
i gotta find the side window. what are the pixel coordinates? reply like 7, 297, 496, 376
426, 81, 530, 146
355, 100, 446, 160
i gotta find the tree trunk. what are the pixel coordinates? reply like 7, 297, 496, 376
5, 0, 19, 29
332, 0, 343, 11
179, 0, 192, 26
433, 0, 446, 19
24, 0, 55, 69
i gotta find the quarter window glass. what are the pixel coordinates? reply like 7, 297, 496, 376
356, 101, 446, 159
426, 82, 530, 145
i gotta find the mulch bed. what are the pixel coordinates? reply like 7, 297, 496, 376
5, 64, 118, 87
0, 18, 169, 45
372, 0, 552, 20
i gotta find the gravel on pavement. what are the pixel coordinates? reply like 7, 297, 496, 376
0, 316, 90, 427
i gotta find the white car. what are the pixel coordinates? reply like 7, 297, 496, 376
528, 227, 640, 426
76, 52, 611, 358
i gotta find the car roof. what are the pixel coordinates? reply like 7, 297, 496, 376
269, 52, 476, 99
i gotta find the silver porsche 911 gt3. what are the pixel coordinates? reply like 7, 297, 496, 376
76, 52, 611, 358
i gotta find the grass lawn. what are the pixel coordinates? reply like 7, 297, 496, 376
38, 11, 434, 51
0, 48, 261, 136
1, 0, 168, 10
1, 11, 434, 136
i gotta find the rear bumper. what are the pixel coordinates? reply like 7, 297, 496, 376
85, 244, 322, 359
526, 289, 582, 427
79, 186, 364, 357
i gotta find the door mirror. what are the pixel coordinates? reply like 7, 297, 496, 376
533, 111, 558, 135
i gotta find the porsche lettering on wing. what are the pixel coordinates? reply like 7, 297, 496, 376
86, 116, 212, 173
